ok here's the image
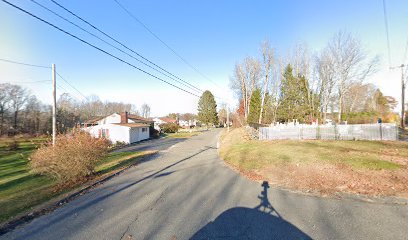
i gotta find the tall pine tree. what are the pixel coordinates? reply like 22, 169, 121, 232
197, 90, 218, 126
277, 64, 310, 122
247, 88, 262, 124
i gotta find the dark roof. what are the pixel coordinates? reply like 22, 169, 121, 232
128, 114, 154, 123
84, 116, 105, 124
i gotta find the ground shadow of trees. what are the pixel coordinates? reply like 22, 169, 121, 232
191, 181, 311, 240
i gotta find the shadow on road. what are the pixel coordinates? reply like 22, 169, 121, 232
116, 138, 188, 153
11, 146, 216, 239
191, 181, 311, 240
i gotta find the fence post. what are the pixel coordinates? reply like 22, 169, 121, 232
379, 123, 383, 141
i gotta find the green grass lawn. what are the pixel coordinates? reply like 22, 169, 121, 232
0, 137, 155, 224
165, 131, 199, 138
220, 128, 406, 171
220, 128, 408, 196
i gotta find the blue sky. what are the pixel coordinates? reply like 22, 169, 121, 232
1, 0, 407, 116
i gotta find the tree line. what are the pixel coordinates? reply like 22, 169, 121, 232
0, 83, 150, 136
230, 31, 397, 125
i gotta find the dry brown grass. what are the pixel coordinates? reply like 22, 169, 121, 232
220, 128, 408, 197
30, 130, 109, 186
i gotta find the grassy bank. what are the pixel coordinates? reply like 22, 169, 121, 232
0, 137, 155, 224
165, 132, 199, 138
220, 128, 408, 197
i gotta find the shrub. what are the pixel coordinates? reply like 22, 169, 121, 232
108, 141, 126, 150
30, 130, 109, 185
159, 123, 179, 133
150, 127, 160, 138
114, 141, 127, 147
344, 112, 377, 124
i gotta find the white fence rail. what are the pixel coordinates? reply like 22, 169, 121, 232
259, 123, 398, 141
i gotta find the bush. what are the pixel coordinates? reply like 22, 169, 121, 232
159, 123, 179, 133
150, 127, 160, 138
344, 112, 377, 124
30, 130, 109, 185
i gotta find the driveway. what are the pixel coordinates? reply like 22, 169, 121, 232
1, 129, 407, 239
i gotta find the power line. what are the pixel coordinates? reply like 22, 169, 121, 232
2, 0, 200, 98
55, 72, 88, 101
48, 0, 203, 94
55, 82, 84, 102
30, 0, 201, 95
0, 58, 50, 69
56, 85, 71, 97
113, 0, 222, 90
382, 0, 392, 68
0, 56, 87, 100
56, 78, 87, 101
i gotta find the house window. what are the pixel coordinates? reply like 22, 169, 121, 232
100, 129, 109, 138
142, 127, 147, 132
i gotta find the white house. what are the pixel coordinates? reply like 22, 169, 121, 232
179, 119, 197, 128
152, 117, 177, 131
83, 112, 152, 144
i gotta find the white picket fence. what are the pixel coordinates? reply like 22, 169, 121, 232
259, 123, 398, 141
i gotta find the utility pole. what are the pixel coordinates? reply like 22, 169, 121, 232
401, 65, 405, 128
390, 64, 406, 128
226, 106, 230, 132
52, 64, 56, 145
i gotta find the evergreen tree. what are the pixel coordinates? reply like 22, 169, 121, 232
247, 88, 262, 124
277, 64, 310, 122
197, 90, 218, 126
262, 91, 274, 124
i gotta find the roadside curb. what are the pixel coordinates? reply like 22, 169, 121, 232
0, 152, 159, 236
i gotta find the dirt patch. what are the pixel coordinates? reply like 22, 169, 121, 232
258, 163, 408, 197
220, 128, 408, 198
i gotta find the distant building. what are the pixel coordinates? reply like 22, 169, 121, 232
178, 119, 197, 128
152, 117, 178, 131
83, 112, 153, 144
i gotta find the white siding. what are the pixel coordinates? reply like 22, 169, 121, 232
129, 127, 139, 143
139, 127, 149, 141
84, 123, 150, 144
129, 127, 149, 142
97, 113, 121, 125
153, 118, 165, 130
84, 124, 130, 143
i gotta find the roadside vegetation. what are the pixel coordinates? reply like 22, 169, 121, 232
220, 128, 408, 197
0, 135, 155, 224
165, 132, 199, 139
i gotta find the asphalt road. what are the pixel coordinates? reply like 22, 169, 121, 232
2, 129, 408, 239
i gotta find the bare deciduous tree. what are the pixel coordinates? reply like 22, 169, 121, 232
140, 103, 151, 118
328, 31, 378, 122
316, 47, 336, 122
0, 83, 11, 135
8, 84, 28, 130
230, 57, 261, 120
258, 40, 276, 124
